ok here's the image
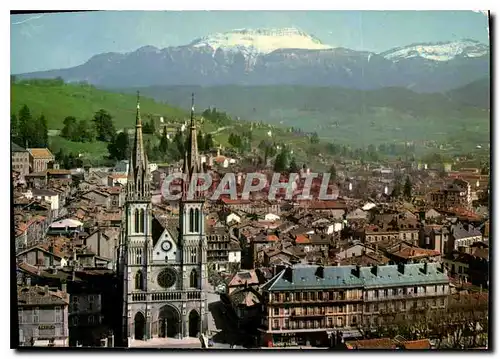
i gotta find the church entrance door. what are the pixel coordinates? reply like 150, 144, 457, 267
188, 310, 200, 338
134, 312, 146, 340
158, 305, 180, 338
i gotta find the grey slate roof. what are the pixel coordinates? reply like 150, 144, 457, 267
262, 263, 448, 292
12, 142, 27, 153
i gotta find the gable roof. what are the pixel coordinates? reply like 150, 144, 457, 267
28, 148, 54, 159
12, 142, 27, 153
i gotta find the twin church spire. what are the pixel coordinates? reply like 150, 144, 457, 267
126, 92, 202, 201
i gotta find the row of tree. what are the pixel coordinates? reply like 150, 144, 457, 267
61, 109, 116, 143
11, 105, 48, 148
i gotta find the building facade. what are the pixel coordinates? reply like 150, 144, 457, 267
12, 142, 30, 178
18, 285, 69, 347
28, 148, 55, 173
118, 94, 208, 346
259, 263, 450, 347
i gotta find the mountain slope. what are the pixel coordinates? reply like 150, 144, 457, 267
115, 83, 489, 149
446, 77, 490, 108
380, 39, 489, 62
15, 29, 489, 93
10, 80, 186, 130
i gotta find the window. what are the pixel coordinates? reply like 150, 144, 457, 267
190, 248, 197, 263
414, 286, 418, 294
72, 296, 79, 313
284, 318, 289, 329
272, 319, 279, 330
89, 315, 95, 325
458, 266, 463, 274
384, 289, 388, 297
18, 309, 23, 324
273, 308, 279, 316
55, 327, 61, 337
190, 269, 198, 288
189, 208, 194, 233
134, 209, 140, 233
19, 329, 24, 343
33, 308, 39, 323
135, 270, 144, 290
374, 304, 378, 312
55, 306, 61, 322
194, 209, 200, 232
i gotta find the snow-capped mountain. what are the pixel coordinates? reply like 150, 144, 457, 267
15, 28, 490, 92
380, 39, 489, 62
189, 27, 332, 55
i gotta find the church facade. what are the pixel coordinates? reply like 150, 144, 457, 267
118, 93, 208, 345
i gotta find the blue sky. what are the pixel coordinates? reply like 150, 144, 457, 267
11, 11, 489, 74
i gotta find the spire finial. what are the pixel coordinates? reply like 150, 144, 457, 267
136, 91, 140, 109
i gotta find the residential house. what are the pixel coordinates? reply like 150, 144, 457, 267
448, 223, 482, 254
28, 148, 55, 173
29, 188, 60, 219
17, 285, 69, 347
47, 218, 84, 236
12, 142, 30, 178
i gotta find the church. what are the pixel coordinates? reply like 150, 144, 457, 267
117, 93, 208, 345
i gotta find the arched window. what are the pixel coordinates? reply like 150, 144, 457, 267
139, 209, 145, 233
190, 269, 198, 288
190, 248, 197, 263
136, 248, 142, 265
194, 209, 200, 233
189, 208, 194, 233
134, 209, 140, 233
135, 270, 143, 290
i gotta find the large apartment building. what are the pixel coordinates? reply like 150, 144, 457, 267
259, 263, 449, 347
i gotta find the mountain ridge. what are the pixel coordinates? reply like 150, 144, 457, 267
14, 28, 490, 93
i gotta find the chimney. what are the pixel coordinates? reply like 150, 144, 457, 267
315, 265, 324, 279
283, 266, 293, 282
352, 265, 361, 278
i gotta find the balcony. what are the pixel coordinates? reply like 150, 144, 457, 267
364, 291, 448, 302
290, 312, 325, 319
130, 290, 202, 302
274, 296, 362, 304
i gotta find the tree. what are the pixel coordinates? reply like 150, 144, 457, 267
18, 105, 32, 147
92, 109, 115, 142
329, 164, 337, 181
38, 115, 48, 147
204, 133, 214, 150
197, 131, 205, 152
310, 132, 320, 144
289, 157, 299, 173
61, 116, 78, 140
159, 127, 169, 154
108, 132, 130, 160
274, 149, 289, 172
403, 176, 413, 200
11, 113, 19, 141
77, 120, 95, 142
391, 176, 402, 199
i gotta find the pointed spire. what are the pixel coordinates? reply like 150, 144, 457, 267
126, 91, 150, 201
136, 91, 142, 127
190, 92, 195, 128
